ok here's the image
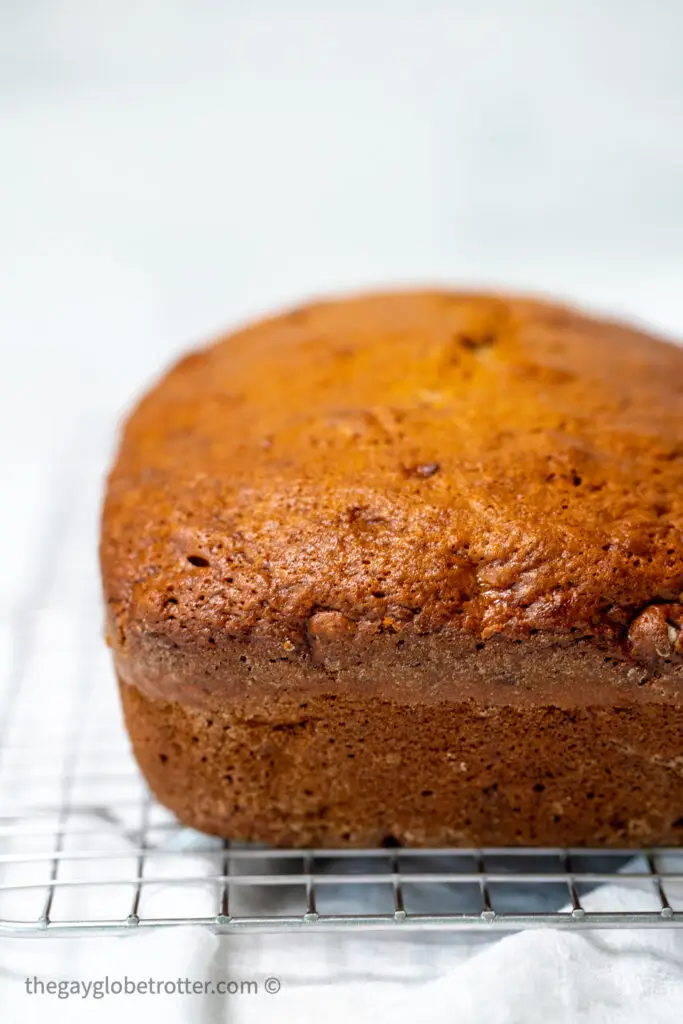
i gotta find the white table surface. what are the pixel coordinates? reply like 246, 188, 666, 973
2, 2, 683, 1021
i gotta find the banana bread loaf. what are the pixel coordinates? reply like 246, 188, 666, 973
101, 291, 683, 847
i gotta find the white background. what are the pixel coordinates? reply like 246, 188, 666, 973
1, 2, 683, 1021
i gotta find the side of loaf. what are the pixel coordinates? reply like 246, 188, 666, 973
102, 291, 683, 847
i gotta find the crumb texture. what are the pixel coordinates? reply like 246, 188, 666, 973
120, 679, 683, 848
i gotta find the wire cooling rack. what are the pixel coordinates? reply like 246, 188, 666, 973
2, 432, 683, 936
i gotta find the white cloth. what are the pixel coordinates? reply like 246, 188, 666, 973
3, 2, 683, 1021
2, 877, 683, 1023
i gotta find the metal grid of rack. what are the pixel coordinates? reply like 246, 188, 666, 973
2, 434, 683, 935
4, 814, 683, 935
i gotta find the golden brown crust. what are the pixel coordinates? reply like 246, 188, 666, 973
102, 290, 683, 699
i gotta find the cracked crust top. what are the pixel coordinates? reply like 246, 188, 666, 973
101, 290, 683, 704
